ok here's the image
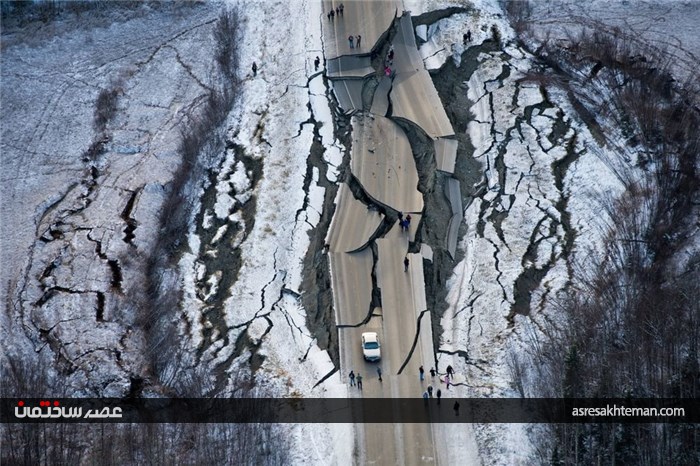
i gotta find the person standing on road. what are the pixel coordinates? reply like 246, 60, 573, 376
404, 256, 410, 272
349, 370, 355, 386
419, 365, 425, 381
446, 365, 454, 377
356, 373, 363, 389
430, 367, 436, 378
348, 35, 354, 49
356, 35, 361, 48
330, 9, 334, 21
339, 3, 344, 15
377, 366, 383, 382
423, 390, 429, 404
427, 385, 433, 397
453, 400, 460, 416
252, 62, 258, 77
436, 388, 442, 404
314, 56, 320, 71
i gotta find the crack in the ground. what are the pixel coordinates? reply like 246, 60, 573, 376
411, 6, 472, 28
336, 242, 382, 328
509, 128, 581, 319
164, 44, 214, 93
253, 107, 273, 148
347, 173, 400, 218
396, 309, 431, 375
134, 17, 218, 69
437, 348, 487, 373
312, 367, 338, 389
33, 287, 105, 324
193, 141, 264, 365
485, 237, 508, 304
120, 187, 140, 246
86, 230, 123, 292
257, 248, 280, 316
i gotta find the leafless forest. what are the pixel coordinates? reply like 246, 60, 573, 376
504, 1, 699, 464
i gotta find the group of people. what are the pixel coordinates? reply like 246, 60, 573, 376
421, 385, 442, 403
348, 370, 363, 389
462, 30, 472, 45
349, 366, 382, 389
348, 363, 459, 413
327, 3, 344, 20
348, 34, 362, 49
442, 365, 455, 389
421, 364, 456, 389
421, 365, 460, 413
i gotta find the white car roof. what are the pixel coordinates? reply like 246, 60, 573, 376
362, 332, 378, 342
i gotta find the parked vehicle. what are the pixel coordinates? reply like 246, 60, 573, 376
361, 332, 381, 361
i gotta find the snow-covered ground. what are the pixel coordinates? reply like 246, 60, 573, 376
1, 1, 224, 395
3, 0, 697, 464
528, 0, 700, 79
178, 0, 352, 462
1, 0, 348, 460
414, 0, 697, 464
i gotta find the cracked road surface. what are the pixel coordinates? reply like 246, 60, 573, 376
351, 114, 423, 214
390, 14, 455, 139
322, 0, 400, 59
321, 2, 466, 464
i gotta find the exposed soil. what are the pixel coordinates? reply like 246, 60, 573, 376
414, 41, 502, 355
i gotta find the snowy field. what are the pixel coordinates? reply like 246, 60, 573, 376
529, 0, 700, 79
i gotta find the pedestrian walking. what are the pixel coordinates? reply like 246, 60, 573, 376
377, 366, 383, 382
330, 9, 334, 20
314, 56, 320, 71
356, 35, 361, 48
430, 367, 436, 378
398, 211, 404, 221
339, 3, 344, 15
427, 385, 433, 397
336, 7, 339, 16
423, 391, 429, 404
419, 365, 425, 381
466, 30, 472, 42
445, 377, 450, 390
446, 365, 454, 377
404, 256, 409, 272
349, 370, 355, 386
357, 373, 363, 389
437, 388, 442, 404
405, 214, 411, 227
385, 66, 392, 77
327, 12, 331, 21
453, 400, 460, 416
252, 62, 258, 77
388, 47, 394, 61
348, 35, 354, 48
